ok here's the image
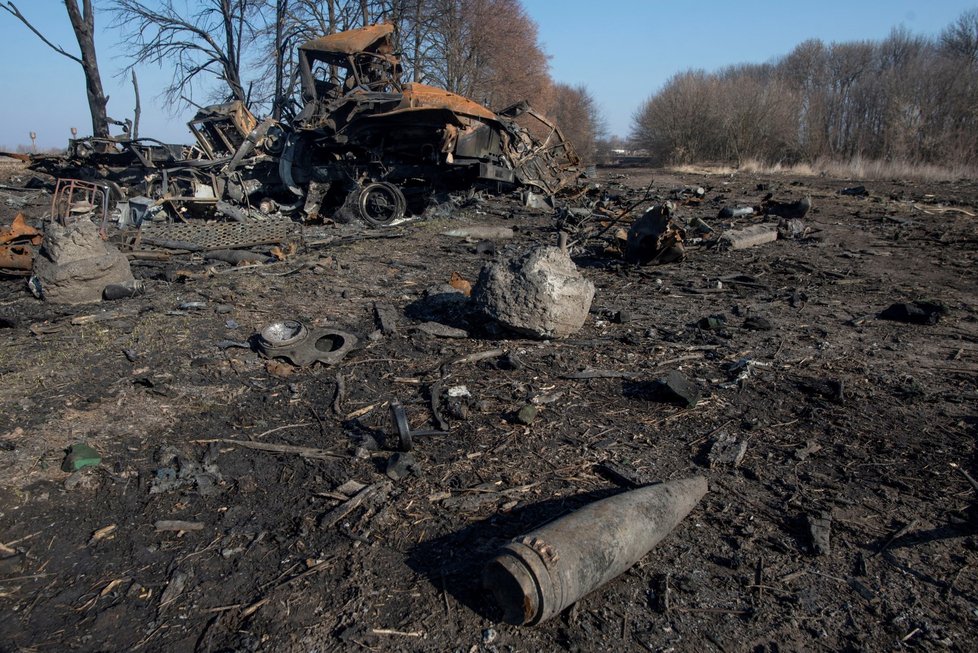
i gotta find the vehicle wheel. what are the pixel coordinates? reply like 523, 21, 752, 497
357, 182, 405, 227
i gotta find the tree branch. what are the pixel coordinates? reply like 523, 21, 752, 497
2, 1, 83, 64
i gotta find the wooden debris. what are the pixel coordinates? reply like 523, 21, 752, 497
562, 368, 638, 380
320, 481, 393, 528
88, 524, 118, 545
155, 520, 205, 532
374, 302, 399, 335
194, 438, 343, 460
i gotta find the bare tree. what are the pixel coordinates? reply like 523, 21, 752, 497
940, 8, 978, 64
550, 84, 605, 162
112, 0, 266, 109
2, 1, 110, 139
421, 0, 551, 110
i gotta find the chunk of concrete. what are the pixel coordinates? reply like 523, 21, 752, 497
472, 245, 594, 339
32, 218, 134, 304
720, 224, 779, 250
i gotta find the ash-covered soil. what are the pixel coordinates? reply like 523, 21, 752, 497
0, 160, 976, 652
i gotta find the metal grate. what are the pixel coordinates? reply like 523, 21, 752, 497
137, 216, 301, 251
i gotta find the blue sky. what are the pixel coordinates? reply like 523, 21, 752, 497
1, 1, 976, 148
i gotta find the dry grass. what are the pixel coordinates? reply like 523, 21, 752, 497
671, 157, 978, 182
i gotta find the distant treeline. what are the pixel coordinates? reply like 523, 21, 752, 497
630, 10, 978, 168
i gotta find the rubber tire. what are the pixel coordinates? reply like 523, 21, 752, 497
357, 182, 406, 227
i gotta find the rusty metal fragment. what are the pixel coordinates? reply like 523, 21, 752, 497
625, 203, 686, 265
0, 213, 43, 271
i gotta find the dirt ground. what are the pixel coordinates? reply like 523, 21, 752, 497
0, 158, 976, 652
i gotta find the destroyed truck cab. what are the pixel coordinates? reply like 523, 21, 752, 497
278, 23, 581, 225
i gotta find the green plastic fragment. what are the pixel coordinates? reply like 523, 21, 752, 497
61, 443, 101, 472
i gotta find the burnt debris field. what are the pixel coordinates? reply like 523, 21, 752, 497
0, 154, 977, 652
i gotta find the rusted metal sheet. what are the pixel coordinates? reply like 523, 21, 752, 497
0, 244, 34, 270
0, 213, 42, 246
0, 213, 43, 271
378, 83, 499, 122
299, 24, 395, 55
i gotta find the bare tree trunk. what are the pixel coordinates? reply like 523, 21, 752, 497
273, 0, 287, 119
131, 70, 141, 139
64, 0, 110, 139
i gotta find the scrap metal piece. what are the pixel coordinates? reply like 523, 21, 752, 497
0, 213, 43, 271
625, 203, 686, 265
256, 320, 357, 366
51, 179, 111, 238
134, 216, 300, 251
0, 213, 42, 246
387, 400, 449, 451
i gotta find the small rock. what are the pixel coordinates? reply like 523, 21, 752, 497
614, 310, 633, 324
653, 370, 701, 408
743, 315, 773, 331
515, 404, 538, 425
415, 321, 469, 338
64, 468, 101, 490
475, 240, 496, 257
385, 452, 420, 481
696, 315, 726, 330
707, 433, 747, 468
878, 300, 947, 325
483, 628, 498, 645
808, 512, 832, 555
0, 553, 25, 575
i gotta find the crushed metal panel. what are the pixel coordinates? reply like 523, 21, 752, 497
299, 24, 395, 56
188, 101, 259, 159
0, 213, 43, 271
0, 213, 42, 246
380, 84, 500, 122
